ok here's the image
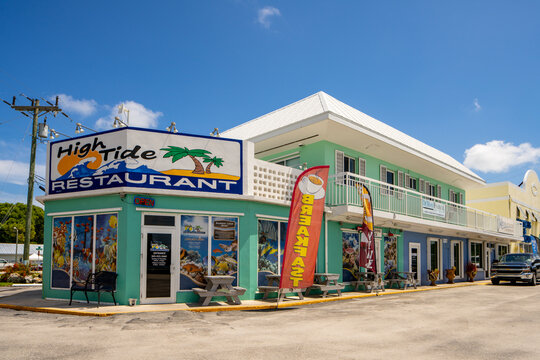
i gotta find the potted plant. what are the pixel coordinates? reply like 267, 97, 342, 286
445, 266, 456, 284
427, 269, 439, 286
466, 262, 477, 282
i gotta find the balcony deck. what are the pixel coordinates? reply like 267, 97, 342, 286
326, 172, 522, 240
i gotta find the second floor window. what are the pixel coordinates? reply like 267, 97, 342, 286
344, 155, 356, 173
275, 155, 301, 169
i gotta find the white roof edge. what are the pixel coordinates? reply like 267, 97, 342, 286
222, 91, 484, 184
222, 92, 325, 136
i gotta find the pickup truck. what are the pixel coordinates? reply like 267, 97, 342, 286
0, 258, 14, 270
491, 253, 540, 285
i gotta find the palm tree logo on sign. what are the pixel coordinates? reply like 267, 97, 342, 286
160, 146, 235, 180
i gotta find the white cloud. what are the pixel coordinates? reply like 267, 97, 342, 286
95, 101, 163, 130
473, 98, 481, 112
54, 94, 98, 117
257, 6, 281, 28
0, 160, 46, 186
464, 140, 540, 173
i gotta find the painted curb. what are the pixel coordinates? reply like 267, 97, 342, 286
0, 280, 490, 317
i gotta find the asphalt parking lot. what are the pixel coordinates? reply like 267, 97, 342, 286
1, 283, 539, 360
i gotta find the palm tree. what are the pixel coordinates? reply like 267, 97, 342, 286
160, 146, 211, 174
203, 156, 224, 174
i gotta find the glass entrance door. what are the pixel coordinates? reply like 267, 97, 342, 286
141, 227, 178, 304
409, 243, 421, 285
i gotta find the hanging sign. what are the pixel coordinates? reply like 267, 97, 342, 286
280, 166, 329, 289
48, 127, 243, 196
422, 199, 446, 218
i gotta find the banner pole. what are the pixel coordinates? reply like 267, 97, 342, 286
276, 289, 281, 309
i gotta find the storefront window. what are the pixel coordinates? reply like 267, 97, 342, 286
470, 242, 483, 268
179, 215, 239, 290
95, 214, 118, 272
452, 241, 462, 276
51, 213, 117, 289
73, 215, 94, 284
180, 215, 209, 290
428, 238, 441, 277
211, 217, 239, 283
342, 231, 360, 282
497, 244, 508, 259
384, 235, 397, 276
257, 219, 287, 286
52, 217, 72, 289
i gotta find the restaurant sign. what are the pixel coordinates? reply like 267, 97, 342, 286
422, 199, 446, 218
48, 128, 243, 195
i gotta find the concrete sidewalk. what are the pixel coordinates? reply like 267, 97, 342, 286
0, 281, 489, 317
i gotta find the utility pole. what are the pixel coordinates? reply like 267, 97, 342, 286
2, 95, 62, 262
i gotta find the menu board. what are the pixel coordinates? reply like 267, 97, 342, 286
211, 217, 238, 283
148, 236, 171, 273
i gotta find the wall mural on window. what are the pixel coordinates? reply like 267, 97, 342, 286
51, 213, 117, 289
212, 217, 238, 285
257, 220, 287, 286
73, 215, 94, 284
180, 215, 209, 290
342, 232, 360, 282
95, 214, 118, 272
384, 236, 397, 277
52, 217, 72, 288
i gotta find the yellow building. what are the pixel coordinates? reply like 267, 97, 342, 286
467, 170, 540, 255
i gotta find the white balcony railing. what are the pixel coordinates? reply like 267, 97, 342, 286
327, 172, 523, 238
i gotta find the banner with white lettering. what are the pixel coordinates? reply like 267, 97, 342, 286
279, 166, 329, 289
48, 128, 243, 195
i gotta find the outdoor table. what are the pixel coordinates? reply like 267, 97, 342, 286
192, 275, 246, 306
350, 272, 387, 293
305, 273, 344, 298
258, 274, 305, 301
386, 271, 417, 290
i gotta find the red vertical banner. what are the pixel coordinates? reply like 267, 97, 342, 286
358, 184, 377, 273
280, 166, 330, 289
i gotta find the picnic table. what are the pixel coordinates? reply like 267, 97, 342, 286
192, 275, 246, 306
305, 273, 345, 298
258, 274, 304, 301
350, 272, 387, 293
386, 271, 417, 290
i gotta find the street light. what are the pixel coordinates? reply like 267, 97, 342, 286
13, 227, 18, 264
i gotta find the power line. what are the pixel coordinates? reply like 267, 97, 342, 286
1, 95, 62, 262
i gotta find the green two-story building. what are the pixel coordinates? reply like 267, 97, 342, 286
40, 92, 522, 305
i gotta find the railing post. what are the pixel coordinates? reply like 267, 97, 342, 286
345, 173, 349, 205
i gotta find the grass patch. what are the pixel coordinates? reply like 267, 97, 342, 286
0, 282, 13, 287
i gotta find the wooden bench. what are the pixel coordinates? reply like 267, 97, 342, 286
350, 279, 387, 293
305, 283, 345, 297
193, 286, 246, 306
305, 273, 345, 298
258, 285, 305, 300
258, 274, 305, 300
386, 271, 417, 290
350, 272, 387, 293
194, 275, 246, 306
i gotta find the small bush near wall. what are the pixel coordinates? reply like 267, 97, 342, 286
0, 263, 42, 283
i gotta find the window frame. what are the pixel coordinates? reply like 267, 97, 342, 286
427, 237, 443, 280
469, 241, 484, 269
51, 212, 119, 290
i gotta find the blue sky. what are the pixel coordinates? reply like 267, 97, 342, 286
1, 1, 539, 205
